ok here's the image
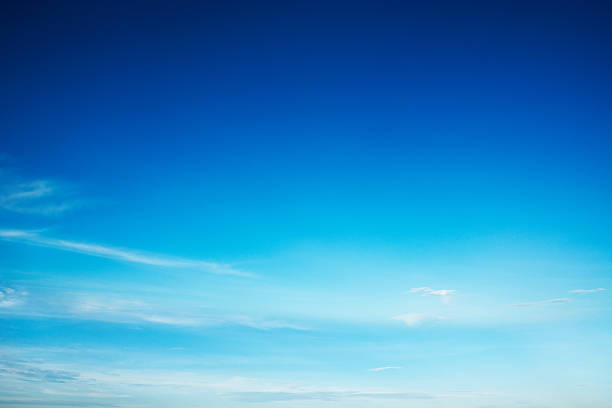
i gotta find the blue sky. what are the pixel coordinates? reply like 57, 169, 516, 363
1, 1, 611, 407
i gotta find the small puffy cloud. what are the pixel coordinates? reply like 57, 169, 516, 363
569, 288, 606, 294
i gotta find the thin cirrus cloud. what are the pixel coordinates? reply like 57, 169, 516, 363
0, 287, 24, 308
368, 366, 402, 372
391, 313, 444, 327
77, 311, 306, 331
0, 290, 306, 331
408, 287, 456, 297
0, 179, 80, 215
407, 287, 456, 304
0, 229, 251, 277
232, 390, 434, 402
0, 358, 440, 405
512, 298, 572, 307
569, 288, 606, 294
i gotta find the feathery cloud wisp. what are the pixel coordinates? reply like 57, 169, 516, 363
569, 288, 606, 294
391, 313, 443, 327
0, 289, 306, 330
368, 366, 402, 372
0, 287, 25, 308
408, 287, 456, 297
512, 298, 572, 307
232, 391, 434, 402
408, 286, 456, 304
0, 179, 79, 215
0, 229, 251, 277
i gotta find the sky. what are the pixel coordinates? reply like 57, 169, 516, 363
0, 1, 611, 407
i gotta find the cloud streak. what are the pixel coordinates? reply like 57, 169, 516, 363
512, 298, 572, 307
0, 287, 25, 308
569, 288, 606, 294
407, 286, 455, 304
408, 287, 456, 297
392, 313, 445, 327
0, 290, 306, 331
232, 390, 434, 402
0, 229, 250, 277
368, 366, 402, 372
0, 179, 79, 215
0, 355, 493, 407
0, 360, 80, 384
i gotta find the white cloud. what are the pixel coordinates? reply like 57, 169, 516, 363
569, 288, 606, 294
407, 286, 456, 304
408, 287, 455, 296
0, 287, 24, 308
230, 316, 309, 331
0, 359, 79, 383
392, 313, 430, 326
0, 229, 251, 277
368, 366, 402, 372
0, 290, 306, 331
513, 298, 572, 307
138, 314, 204, 326
0, 354, 497, 407
232, 390, 434, 402
0, 178, 79, 215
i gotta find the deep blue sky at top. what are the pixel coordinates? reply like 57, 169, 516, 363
1, 0, 611, 260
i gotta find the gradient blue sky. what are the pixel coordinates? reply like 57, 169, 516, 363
1, 1, 611, 407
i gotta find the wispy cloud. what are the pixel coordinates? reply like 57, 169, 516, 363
0, 355, 493, 407
0, 360, 79, 384
0, 178, 79, 215
0, 287, 25, 308
512, 298, 572, 307
0, 229, 251, 277
569, 288, 606, 294
368, 366, 402, 372
72, 299, 300, 329
232, 390, 434, 402
391, 313, 444, 327
408, 287, 456, 297
0, 289, 306, 331
407, 286, 456, 304
229, 316, 309, 331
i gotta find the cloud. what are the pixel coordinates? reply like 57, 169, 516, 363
0, 290, 307, 331
409, 287, 456, 297
232, 391, 340, 402
391, 313, 435, 326
569, 288, 606, 294
0, 229, 251, 277
1, 356, 491, 408
513, 298, 572, 307
0, 360, 79, 384
231, 391, 434, 402
368, 366, 402, 372
138, 314, 204, 326
407, 287, 456, 304
229, 316, 309, 331
0, 287, 25, 308
0, 178, 79, 215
